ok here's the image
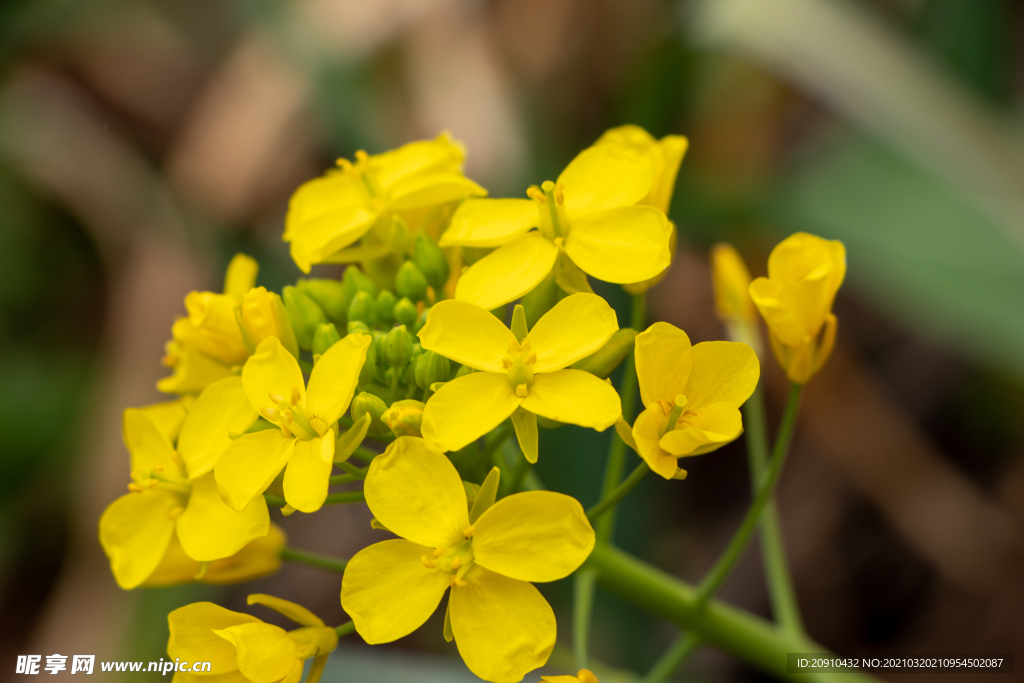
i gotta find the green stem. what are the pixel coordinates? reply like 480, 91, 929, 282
745, 383, 804, 633
264, 492, 286, 507
325, 490, 365, 505
280, 547, 348, 574
484, 422, 515, 484
336, 461, 367, 479
328, 473, 360, 485
587, 544, 881, 683
574, 292, 645, 670
586, 462, 649, 522
643, 633, 700, 683
334, 621, 356, 637
696, 383, 801, 602
350, 446, 381, 463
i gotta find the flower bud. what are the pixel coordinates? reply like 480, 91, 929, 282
415, 351, 451, 389
570, 328, 637, 379
375, 290, 397, 326
347, 291, 376, 327
388, 215, 413, 254
296, 278, 349, 324
396, 261, 428, 302
342, 265, 377, 302
381, 399, 425, 438
414, 306, 430, 334
385, 325, 413, 368
394, 297, 418, 327
711, 243, 755, 325
283, 285, 328, 351
312, 323, 341, 358
412, 232, 449, 291
455, 363, 476, 378
347, 320, 371, 335
351, 391, 388, 436
237, 287, 299, 358
223, 253, 259, 298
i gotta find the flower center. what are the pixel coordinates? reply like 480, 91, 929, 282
421, 528, 476, 587
658, 395, 698, 438
502, 339, 536, 397
338, 150, 384, 201
528, 180, 570, 241
259, 388, 328, 441
128, 466, 192, 497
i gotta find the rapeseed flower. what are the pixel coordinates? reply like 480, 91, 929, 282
285, 133, 486, 272
595, 125, 688, 296
749, 233, 845, 384
711, 243, 762, 355
440, 144, 671, 310
144, 524, 286, 587
341, 437, 594, 683
100, 407, 269, 589
632, 323, 759, 479
214, 334, 369, 513
168, 594, 338, 683
419, 294, 621, 459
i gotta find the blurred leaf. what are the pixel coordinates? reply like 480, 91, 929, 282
773, 137, 1024, 379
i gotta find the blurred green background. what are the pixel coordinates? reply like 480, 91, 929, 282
2, 0, 1023, 681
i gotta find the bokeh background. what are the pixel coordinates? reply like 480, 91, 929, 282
2, 0, 1024, 680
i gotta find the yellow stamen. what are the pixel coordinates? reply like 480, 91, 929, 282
290, 387, 302, 405
463, 524, 476, 537
169, 507, 185, 521
269, 392, 285, 404
526, 185, 546, 203
516, 384, 529, 398
310, 418, 329, 437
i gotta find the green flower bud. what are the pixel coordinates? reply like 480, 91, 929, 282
348, 290, 376, 326
402, 360, 417, 386
355, 333, 376, 386
393, 297, 418, 327
381, 399, 425, 438
396, 261, 428, 302
388, 215, 413, 255
347, 320, 371, 335
413, 232, 449, 291
372, 331, 388, 368
342, 265, 377, 302
415, 351, 451, 390
414, 306, 430, 334
570, 328, 638, 379
385, 325, 413, 368
297, 278, 349, 324
351, 391, 388, 436
375, 290, 397, 326
455, 363, 476, 378
283, 285, 328, 351
312, 323, 341, 358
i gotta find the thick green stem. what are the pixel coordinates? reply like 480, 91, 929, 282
745, 384, 804, 633
350, 446, 381, 463
586, 462, 650, 522
587, 544, 881, 683
643, 633, 700, 683
574, 292, 645, 670
696, 383, 802, 602
334, 621, 356, 637
328, 473, 360, 485
325, 490, 365, 505
336, 461, 367, 479
280, 547, 348, 574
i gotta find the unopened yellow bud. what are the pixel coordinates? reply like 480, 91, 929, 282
711, 243, 755, 324
381, 399, 425, 438
223, 253, 259, 298
238, 287, 300, 358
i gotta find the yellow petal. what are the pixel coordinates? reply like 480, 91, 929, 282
711, 243, 755, 324
563, 206, 670, 283
387, 172, 486, 213
282, 434, 335, 513
364, 436, 470, 548
99, 491, 179, 589
213, 622, 299, 683
557, 144, 653, 218
137, 399, 189, 444
285, 171, 377, 271
631, 405, 680, 480
177, 473, 270, 561
418, 300, 516, 373
247, 593, 325, 627
214, 430, 294, 511
648, 135, 688, 214
285, 171, 363, 240
659, 402, 743, 458
421, 372, 522, 453
526, 293, 618, 372
242, 337, 306, 417
519, 370, 620, 431
473, 491, 594, 582
683, 341, 759, 410
223, 253, 259, 298
203, 525, 286, 585
306, 334, 370, 423
123, 408, 184, 478
441, 199, 538, 248
634, 322, 692, 408
450, 565, 555, 683
373, 134, 466, 191
157, 342, 235, 396
454, 233, 559, 310
168, 602, 259, 670
182, 291, 250, 363
177, 377, 258, 479
341, 539, 450, 644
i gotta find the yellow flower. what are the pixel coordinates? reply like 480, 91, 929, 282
440, 144, 672, 310
341, 437, 595, 683
710, 243, 762, 354
632, 323, 759, 479
236, 287, 300, 359
168, 594, 338, 683
99, 404, 269, 590
144, 524, 286, 587
214, 334, 370, 514
418, 294, 621, 460
284, 133, 486, 272
540, 670, 600, 683
748, 233, 845, 384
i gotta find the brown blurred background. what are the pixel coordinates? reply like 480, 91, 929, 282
2, 0, 1024, 681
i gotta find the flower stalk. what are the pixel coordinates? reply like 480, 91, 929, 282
280, 547, 348, 574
